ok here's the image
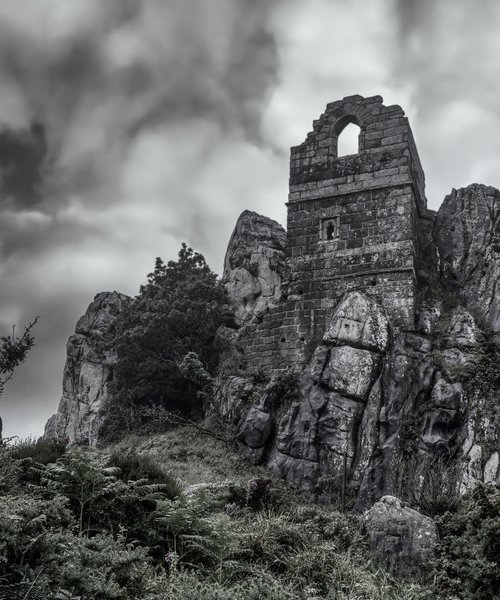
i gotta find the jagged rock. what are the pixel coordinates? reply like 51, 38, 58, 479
223, 210, 286, 325
434, 184, 500, 341
484, 452, 499, 484
459, 399, 500, 492
448, 308, 480, 348
44, 291, 130, 446
266, 291, 388, 498
217, 376, 257, 426
237, 406, 272, 449
355, 332, 438, 509
323, 291, 390, 352
321, 347, 380, 401
420, 376, 465, 448
364, 496, 438, 577
217, 288, 500, 510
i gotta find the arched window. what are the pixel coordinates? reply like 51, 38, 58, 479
337, 122, 361, 157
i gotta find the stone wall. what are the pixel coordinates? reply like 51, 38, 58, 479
237, 95, 435, 372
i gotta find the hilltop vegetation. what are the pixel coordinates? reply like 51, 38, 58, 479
1, 427, 499, 600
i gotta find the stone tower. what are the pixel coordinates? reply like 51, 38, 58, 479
240, 95, 435, 370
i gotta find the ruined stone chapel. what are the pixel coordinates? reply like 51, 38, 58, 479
236, 94, 437, 371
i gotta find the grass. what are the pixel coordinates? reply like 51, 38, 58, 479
111, 424, 269, 488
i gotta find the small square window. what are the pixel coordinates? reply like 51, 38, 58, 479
320, 217, 339, 241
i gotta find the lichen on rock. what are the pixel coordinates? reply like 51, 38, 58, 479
44, 291, 130, 446
222, 210, 286, 325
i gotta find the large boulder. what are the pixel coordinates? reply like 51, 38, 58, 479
44, 291, 130, 446
267, 292, 390, 500
364, 496, 438, 577
434, 184, 500, 342
323, 291, 390, 352
223, 210, 286, 325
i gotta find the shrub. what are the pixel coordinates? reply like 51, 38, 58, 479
0, 446, 20, 493
152, 494, 239, 576
0, 493, 155, 600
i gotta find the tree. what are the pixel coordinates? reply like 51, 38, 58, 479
0, 318, 37, 443
99, 244, 230, 441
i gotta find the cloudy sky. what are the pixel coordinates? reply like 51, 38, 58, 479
1, 0, 499, 439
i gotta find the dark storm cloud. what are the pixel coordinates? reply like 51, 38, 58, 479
0, 0, 284, 438
0, 0, 280, 211
0, 124, 47, 208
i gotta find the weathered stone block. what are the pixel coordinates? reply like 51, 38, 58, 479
322, 346, 379, 401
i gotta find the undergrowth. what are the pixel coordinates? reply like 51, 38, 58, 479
0, 430, 497, 599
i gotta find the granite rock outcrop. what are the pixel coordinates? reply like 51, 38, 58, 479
216, 286, 500, 509
43, 95, 499, 519
44, 291, 130, 446
435, 184, 500, 343
222, 210, 286, 325
364, 496, 438, 577
217, 180, 500, 510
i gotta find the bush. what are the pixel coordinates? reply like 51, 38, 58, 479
0, 446, 21, 493
4, 437, 68, 488
0, 492, 155, 600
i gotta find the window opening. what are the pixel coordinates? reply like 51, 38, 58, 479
337, 122, 360, 157
326, 221, 335, 240
320, 217, 340, 242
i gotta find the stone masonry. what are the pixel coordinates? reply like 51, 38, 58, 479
239, 95, 436, 371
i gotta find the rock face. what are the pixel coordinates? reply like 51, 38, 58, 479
364, 496, 438, 577
217, 287, 500, 509
267, 292, 389, 500
435, 184, 500, 341
223, 210, 286, 325
44, 291, 130, 446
